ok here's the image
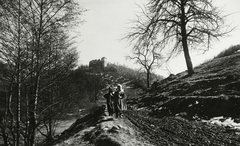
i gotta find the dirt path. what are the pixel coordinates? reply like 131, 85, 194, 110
50, 106, 240, 146
52, 106, 153, 146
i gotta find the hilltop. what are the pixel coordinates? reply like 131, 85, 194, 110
42, 45, 240, 146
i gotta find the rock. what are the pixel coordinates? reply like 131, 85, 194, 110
234, 118, 240, 123
108, 126, 120, 133
95, 135, 122, 146
117, 125, 123, 129
112, 125, 120, 130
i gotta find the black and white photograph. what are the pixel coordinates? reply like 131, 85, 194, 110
0, 0, 240, 145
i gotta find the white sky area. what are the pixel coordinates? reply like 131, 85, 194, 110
74, 0, 240, 77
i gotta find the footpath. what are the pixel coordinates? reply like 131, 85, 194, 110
51, 106, 153, 146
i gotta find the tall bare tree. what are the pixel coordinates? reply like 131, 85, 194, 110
127, 0, 233, 75
0, 0, 27, 145
23, 1, 82, 145
0, 0, 83, 145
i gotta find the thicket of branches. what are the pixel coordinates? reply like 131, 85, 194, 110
126, 0, 233, 76
0, 0, 84, 145
107, 63, 162, 90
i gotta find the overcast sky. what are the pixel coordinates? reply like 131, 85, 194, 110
75, 0, 240, 77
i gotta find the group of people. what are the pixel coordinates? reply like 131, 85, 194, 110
103, 84, 126, 118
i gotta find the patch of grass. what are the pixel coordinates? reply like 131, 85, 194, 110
215, 44, 240, 59
195, 58, 214, 69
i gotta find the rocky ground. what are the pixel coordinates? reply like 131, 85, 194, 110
125, 110, 240, 146
41, 105, 240, 146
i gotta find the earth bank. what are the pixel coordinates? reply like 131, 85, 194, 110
43, 105, 240, 146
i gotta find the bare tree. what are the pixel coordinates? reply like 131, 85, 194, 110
0, 0, 83, 145
0, 0, 28, 145
23, 1, 82, 145
127, 38, 162, 89
127, 0, 234, 76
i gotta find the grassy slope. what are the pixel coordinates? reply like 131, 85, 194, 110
129, 45, 240, 119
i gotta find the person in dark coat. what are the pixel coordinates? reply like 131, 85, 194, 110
113, 84, 125, 118
104, 87, 114, 116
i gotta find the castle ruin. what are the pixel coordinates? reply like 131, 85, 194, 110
89, 57, 107, 72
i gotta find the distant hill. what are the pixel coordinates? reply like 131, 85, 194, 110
128, 44, 240, 120
71, 62, 164, 109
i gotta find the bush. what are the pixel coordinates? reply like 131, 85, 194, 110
215, 45, 240, 58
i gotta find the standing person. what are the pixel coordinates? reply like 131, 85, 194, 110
104, 87, 114, 116
113, 84, 125, 118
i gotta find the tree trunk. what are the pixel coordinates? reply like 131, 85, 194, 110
7, 82, 15, 146
1, 127, 8, 145
24, 92, 29, 146
16, 0, 22, 145
182, 40, 194, 75
16, 64, 21, 146
180, 0, 194, 76
146, 69, 150, 89
26, 36, 35, 146
28, 99, 36, 146
28, 1, 44, 145
28, 75, 39, 146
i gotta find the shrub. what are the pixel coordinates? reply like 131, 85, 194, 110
215, 45, 240, 58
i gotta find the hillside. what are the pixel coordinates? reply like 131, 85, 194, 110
43, 45, 240, 146
129, 45, 240, 120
